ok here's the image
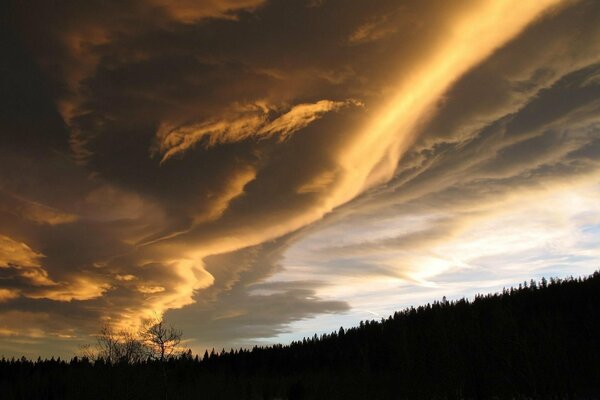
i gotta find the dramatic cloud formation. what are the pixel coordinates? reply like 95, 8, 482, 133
155, 99, 361, 162
1, 0, 599, 357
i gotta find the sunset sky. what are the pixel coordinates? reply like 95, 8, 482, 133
1, 0, 600, 358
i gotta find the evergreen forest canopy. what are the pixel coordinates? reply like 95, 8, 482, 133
1, 271, 599, 400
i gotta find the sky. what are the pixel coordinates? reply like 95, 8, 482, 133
1, 0, 599, 358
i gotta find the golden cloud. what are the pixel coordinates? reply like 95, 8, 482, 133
27, 277, 112, 302
0, 288, 20, 303
0, 235, 44, 268
156, 99, 361, 163
148, 0, 265, 23
0, 192, 78, 225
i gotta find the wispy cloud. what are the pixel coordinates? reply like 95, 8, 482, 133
155, 99, 361, 162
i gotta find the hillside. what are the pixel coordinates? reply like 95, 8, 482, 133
2, 272, 599, 399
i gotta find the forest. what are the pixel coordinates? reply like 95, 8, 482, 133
1, 272, 598, 399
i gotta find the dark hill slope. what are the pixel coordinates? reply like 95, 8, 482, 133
2, 272, 599, 399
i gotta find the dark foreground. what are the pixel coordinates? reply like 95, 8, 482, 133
2, 272, 599, 399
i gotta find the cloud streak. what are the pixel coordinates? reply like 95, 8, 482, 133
156, 99, 361, 162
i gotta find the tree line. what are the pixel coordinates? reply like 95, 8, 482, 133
1, 271, 599, 399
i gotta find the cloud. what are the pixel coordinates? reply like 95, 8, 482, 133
0, 235, 111, 301
148, 0, 265, 23
3, 0, 599, 358
267, 26, 600, 329
167, 236, 349, 347
0, 235, 44, 269
348, 11, 402, 45
137, 285, 166, 294
26, 277, 112, 302
155, 99, 361, 162
0, 289, 19, 303
0, 192, 78, 225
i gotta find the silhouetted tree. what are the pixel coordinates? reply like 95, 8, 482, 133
141, 317, 183, 362
81, 323, 146, 364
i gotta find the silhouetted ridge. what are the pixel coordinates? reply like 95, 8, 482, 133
1, 272, 599, 399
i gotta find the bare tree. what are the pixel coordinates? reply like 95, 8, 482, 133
81, 317, 184, 365
81, 323, 147, 364
139, 316, 183, 400
117, 329, 147, 363
141, 317, 183, 361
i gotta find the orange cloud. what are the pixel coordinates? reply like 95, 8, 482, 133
27, 277, 112, 302
148, 0, 265, 23
137, 285, 166, 294
0, 235, 44, 269
156, 100, 361, 163
0, 289, 19, 303
0, 235, 110, 301
0, 192, 78, 225
194, 166, 257, 223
